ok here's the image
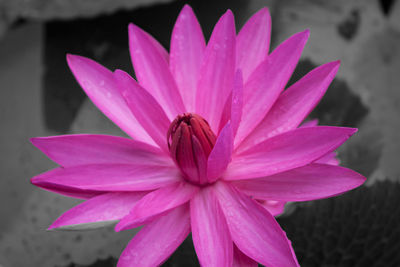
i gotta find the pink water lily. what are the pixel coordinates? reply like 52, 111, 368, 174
31, 5, 366, 267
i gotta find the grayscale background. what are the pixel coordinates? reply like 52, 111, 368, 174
0, 0, 399, 266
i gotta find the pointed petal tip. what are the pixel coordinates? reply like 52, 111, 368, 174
30, 175, 49, 189
214, 9, 234, 28
47, 224, 57, 231
128, 23, 142, 38
297, 29, 310, 42
115, 217, 140, 232
176, 4, 198, 28
66, 53, 85, 66
30, 136, 53, 146
221, 9, 234, 22
225, 9, 234, 16
31, 174, 49, 187
259, 6, 270, 13
114, 223, 123, 232
29, 137, 40, 146
358, 172, 367, 184
324, 59, 340, 67
65, 53, 74, 62
253, 7, 271, 20
321, 60, 341, 72
349, 127, 358, 135
65, 54, 100, 73
128, 23, 135, 31
181, 3, 194, 12
30, 175, 40, 185
288, 29, 310, 43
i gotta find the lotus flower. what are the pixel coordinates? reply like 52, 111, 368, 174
31, 5, 366, 267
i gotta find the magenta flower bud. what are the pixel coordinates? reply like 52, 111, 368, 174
167, 113, 216, 185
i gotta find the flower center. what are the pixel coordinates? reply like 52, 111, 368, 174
167, 113, 216, 185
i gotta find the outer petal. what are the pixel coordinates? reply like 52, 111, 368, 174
257, 200, 286, 217
315, 151, 340, 165
48, 192, 146, 230
196, 10, 236, 132
239, 61, 340, 152
115, 182, 199, 231
170, 4, 206, 112
66, 55, 153, 145
30, 134, 171, 168
191, 188, 233, 267
117, 205, 190, 267
32, 164, 180, 192
226, 126, 357, 180
235, 30, 310, 148
115, 70, 171, 154
233, 245, 258, 267
214, 182, 298, 267
233, 163, 365, 201
31, 182, 103, 200
236, 7, 271, 81
207, 122, 233, 182
230, 71, 244, 138
139, 27, 169, 63
129, 24, 185, 119
219, 70, 243, 137
301, 119, 319, 128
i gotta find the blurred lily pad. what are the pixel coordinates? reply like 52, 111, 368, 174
278, 181, 400, 267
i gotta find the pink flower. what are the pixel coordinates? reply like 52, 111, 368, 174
31, 5, 366, 267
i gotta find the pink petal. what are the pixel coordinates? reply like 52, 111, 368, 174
192, 136, 208, 185
238, 61, 340, 152
129, 24, 185, 119
170, 4, 205, 112
219, 70, 244, 137
117, 205, 190, 267
139, 27, 169, 63
32, 164, 180, 192
195, 10, 236, 132
30, 134, 172, 168
191, 187, 233, 266
226, 126, 357, 180
66, 54, 154, 145
115, 182, 199, 231
301, 119, 319, 128
115, 69, 171, 154
214, 182, 298, 266
235, 30, 310, 148
236, 7, 271, 81
230, 71, 244, 138
48, 192, 146, 230
257, 200, 286, 217
233, 163, 366, 201
315, 151, 340, 165
31, 182, 103, 200
233, 245, 258, 267
207, 123, 233, 182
